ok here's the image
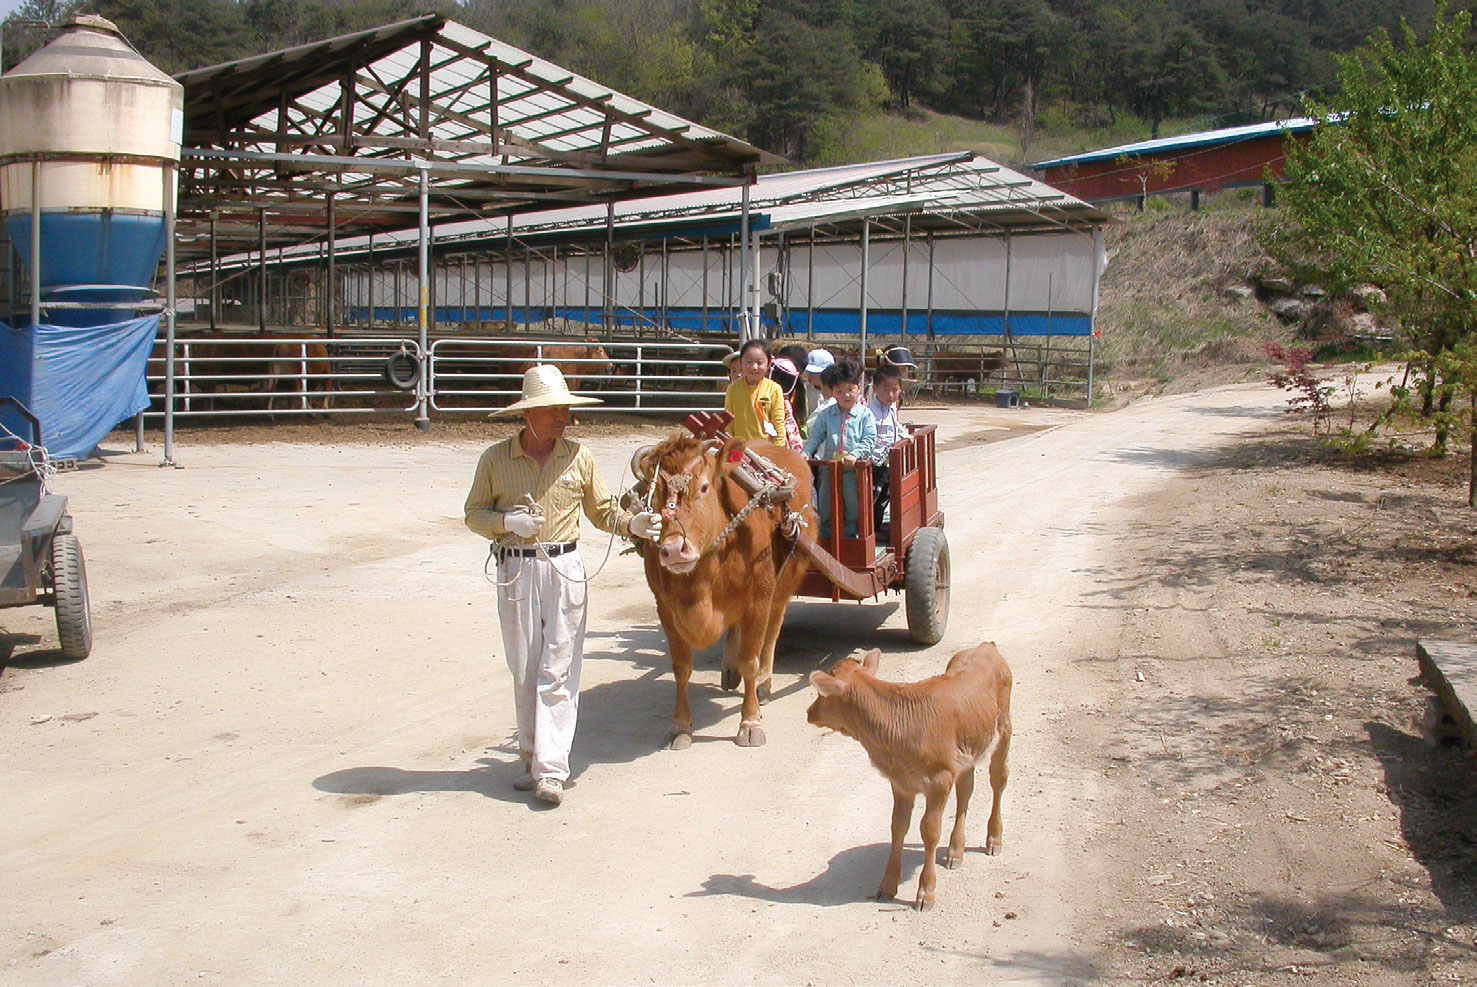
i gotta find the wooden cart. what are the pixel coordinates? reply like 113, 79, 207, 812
684, 412, 949, 645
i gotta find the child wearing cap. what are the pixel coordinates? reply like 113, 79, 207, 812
802, 347, 835, 427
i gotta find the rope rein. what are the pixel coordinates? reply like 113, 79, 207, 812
652, 450, 808, 563
483, 458, 634, 595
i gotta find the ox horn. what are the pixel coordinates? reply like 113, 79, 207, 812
631, 444, 658, 480
701, 438, 723, 456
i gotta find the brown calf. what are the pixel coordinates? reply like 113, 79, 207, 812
807, 642, 1012, 911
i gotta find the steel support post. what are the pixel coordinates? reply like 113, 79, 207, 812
209, 212, 218, 329
859, 218, 870, 357
257, 210, 267, 333
899, 213, 911, 343
415, 168, 430, 432
366, 232, 375, 328
163, 163, 178, 466
326, 193, 336, 336
926, 231, 935, 340
807, 227, 815, 339
602, 203, 614, 335
739, 183, 751, 340
774, 231, 785, 337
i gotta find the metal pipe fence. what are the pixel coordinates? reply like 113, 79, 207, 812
143, 336, 423, 418
429, 337, 731, 414
142, 331, 1094, 426
144, 334, 733, 421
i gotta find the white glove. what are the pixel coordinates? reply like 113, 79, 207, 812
628, 511, 663, 540
502, 508, 542, 538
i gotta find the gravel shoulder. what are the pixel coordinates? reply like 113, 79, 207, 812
2, 379, 1474, 986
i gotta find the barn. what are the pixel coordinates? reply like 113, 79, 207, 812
202, 150, 1110, 403
1027, 117, 1319, 208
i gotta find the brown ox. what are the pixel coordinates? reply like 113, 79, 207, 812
264, 340, 334, 411
637, 434, 817, 748
148, 334, 335, 412
494, 339, 613, 394
923, 348, 1005, 389
807, 642, 1012, 911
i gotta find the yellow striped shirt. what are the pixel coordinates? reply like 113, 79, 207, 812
463, 432, 631, 545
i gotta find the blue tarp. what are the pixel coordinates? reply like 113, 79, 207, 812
0, 315, 159, 459
348, 306, 1095, 337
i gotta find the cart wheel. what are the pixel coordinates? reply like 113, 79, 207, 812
51, 533, 92, 660
905, 526, 950, 645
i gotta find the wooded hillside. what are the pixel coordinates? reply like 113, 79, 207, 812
3, 0, 1440, 164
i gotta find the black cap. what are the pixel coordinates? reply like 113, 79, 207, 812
881, 345, 917, 368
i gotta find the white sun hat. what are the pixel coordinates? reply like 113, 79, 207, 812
495, 364, 603, 416
804, 348, 835, 374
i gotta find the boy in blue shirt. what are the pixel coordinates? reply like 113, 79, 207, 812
803, 357, 876, 538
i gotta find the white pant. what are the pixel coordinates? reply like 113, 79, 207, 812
495, 549, 588, 783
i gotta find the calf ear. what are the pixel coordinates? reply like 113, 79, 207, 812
861, 649, 882, 674
809, 670, 844, 696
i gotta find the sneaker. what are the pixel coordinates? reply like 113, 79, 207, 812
534, 778, 564, 805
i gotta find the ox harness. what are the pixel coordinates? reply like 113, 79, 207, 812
650, 412, 810, 564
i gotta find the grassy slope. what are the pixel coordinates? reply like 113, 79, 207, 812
1095, 202, 1291, 386
829, 105, 1188, 170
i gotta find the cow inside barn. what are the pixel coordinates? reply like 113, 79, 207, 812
922, 348, 1005, 390
149, 333, 335, 412
436, 338, 614, 402
509, 340, 613, 392
636, 433, 817, 748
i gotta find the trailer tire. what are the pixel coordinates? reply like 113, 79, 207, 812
904, 526, 949, 645
51, 533, 92, 660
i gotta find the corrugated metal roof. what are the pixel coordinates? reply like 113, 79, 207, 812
178, 16, 768, 169
174, 15, 774, 258
1028, 117, 1319, 170
204, 152, 1105, 271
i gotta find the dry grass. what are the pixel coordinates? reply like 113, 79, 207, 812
1097, 204, 1291, 386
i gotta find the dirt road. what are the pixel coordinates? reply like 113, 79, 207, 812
0, 379, 1446, 986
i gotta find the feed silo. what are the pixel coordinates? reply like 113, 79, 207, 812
0, 14, 182, 326
0, 15, 181, 459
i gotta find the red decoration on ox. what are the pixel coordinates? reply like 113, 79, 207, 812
727, 448, 744, 465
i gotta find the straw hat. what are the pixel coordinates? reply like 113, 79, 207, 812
721, 349, 741, 368
495, 364, 603, 416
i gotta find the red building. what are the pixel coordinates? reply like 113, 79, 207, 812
1028, 118, 1318, 206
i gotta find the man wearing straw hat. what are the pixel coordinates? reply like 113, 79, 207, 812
464, 365, 663, 806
